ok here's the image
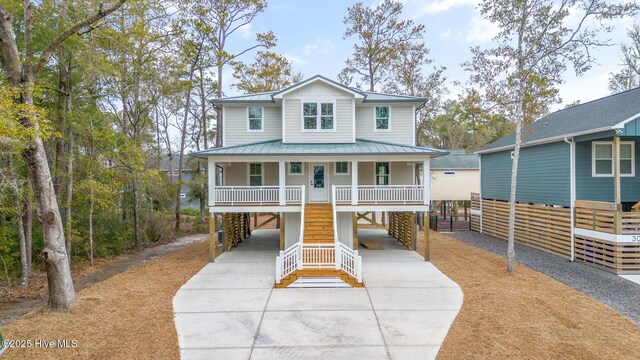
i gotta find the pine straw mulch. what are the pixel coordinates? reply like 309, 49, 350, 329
2, 240, 213, 359
2, 230, 640, 359
418, 231, 640, 360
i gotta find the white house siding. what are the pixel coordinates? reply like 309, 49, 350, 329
431, 169, 479, 201
283, 82, 354, 143
284, 212, 301, 248
355, 105, 414, 146
224, 161, 415, 188
335, 212, 353, 248
224, 105, 282, 146
358, 162, 414, 185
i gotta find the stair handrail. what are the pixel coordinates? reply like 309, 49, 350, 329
299, 185, 306, 247
276, 242, 302, 283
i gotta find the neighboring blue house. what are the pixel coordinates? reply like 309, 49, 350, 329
160, 155, 201, 210
475, 87, 640, 274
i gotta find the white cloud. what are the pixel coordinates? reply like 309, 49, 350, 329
302, 38, 336, 57
466, 15, 500, 43
283, 54, 308, 66
238, 23, 252, 39
396, 0, 476, 17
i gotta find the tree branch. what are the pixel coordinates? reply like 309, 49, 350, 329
35, 0, 128, 75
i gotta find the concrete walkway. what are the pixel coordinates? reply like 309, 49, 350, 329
173, 229, 463, 360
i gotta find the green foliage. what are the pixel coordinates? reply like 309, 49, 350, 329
233, 51, 303, 94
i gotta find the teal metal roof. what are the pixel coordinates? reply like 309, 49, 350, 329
212, 75, 426, 104
430, 149, 479, 170
480, 87, 640, 153
191, 139, 447, 157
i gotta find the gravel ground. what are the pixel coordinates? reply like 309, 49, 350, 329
448, 231, 640, 324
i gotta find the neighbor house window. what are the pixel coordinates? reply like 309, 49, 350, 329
375, 162, 389, 185
303, 102, 334, 130
335, 162, 349, 175
180, 193, 186, 199
289, 162, 303, 175
592, 141, 635, 177
248, 106, 263, 131
375, 106, 390, 130
249, 163, 263, 186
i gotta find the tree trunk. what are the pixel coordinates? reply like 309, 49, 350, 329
65, 139, 74, 266
89, 185, 94, 267
24, 167, 33, 270
176, 65, 196, 230
199, 66, 208, 150
133, 177, 141, 250
216, 64, 223, 147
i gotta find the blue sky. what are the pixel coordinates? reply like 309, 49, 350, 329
224, 0, 637, 111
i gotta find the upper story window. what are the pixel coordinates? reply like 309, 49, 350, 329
375, 106, 390, 131
303, 102, 334, 131
335, 162, 349, 175
288, 162, 304, 175
247, 106, 263, 131
592, 141, 635, 177
249, 163, 263, 186
375, 162, 389, 185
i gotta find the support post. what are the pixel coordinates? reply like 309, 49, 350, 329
208, 158, 216, 207
613, 136, 622, 234
423, 159, 430, 205
351, 160, 358, 205
280, 212, 285, 250
352, 212, 358, 249
279, 160, 286, 206
209, 213, 216, 262
423, 212, 430, 261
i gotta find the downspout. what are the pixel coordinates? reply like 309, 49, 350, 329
564, 137, 575, 261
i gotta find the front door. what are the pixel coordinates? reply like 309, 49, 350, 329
310, 163, 328, 202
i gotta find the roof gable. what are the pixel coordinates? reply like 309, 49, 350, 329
273, 75, 364, 99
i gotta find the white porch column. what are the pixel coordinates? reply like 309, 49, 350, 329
279, 160, 286, 205
423, 158, 430, 206
351, 160, 358, 205
208, 157, 216, 207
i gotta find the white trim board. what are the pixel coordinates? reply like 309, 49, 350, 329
336, 205, 429, 212
574, 227, 640, 244
209, 206, 302, 213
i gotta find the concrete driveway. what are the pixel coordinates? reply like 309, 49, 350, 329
173, 229, 463, 360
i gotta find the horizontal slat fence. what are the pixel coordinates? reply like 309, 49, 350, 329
575, 236, 640, 274
574, 200, 617, 234
479, 198, 572, 258
470, 193, 480, 232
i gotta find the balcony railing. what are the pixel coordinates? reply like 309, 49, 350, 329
333, 185, 424, 205
213, 186, 304, 206
575, 200, 640, 234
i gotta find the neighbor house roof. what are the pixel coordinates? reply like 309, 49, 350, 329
159, 154, 197, 171
190, 139, 447, 157
478, 86, 640, 154
211, 75, 427, 104
430, 149, 479, 170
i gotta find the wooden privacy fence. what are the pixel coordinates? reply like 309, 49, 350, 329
223, 213, 250, 251
574, 235, 640, 274
575, 200, 640, 234
388, 212, 415, 250
475, 198, 572, 258
470, 193, 480, 232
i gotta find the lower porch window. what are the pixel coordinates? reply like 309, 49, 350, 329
375, 162, 389, 185
249, 163, 263, 186
592, 141, 635, 177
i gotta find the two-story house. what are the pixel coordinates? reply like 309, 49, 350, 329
193, 75, 446, 286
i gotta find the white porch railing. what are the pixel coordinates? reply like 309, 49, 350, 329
275, 242, 363, 284
333, 185, 424, 205
214, 186, 303, 206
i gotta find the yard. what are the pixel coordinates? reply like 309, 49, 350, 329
2, 230, 639, 359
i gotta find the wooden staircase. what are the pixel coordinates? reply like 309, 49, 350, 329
303, 204, 334, 244
273, 204, 364, 289
275, 269, 365, 288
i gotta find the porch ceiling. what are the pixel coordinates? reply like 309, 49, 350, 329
191, 139, 447, 159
